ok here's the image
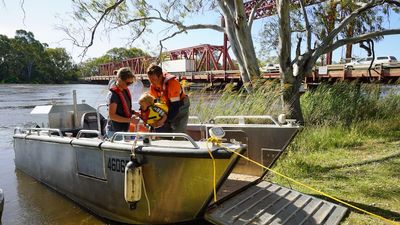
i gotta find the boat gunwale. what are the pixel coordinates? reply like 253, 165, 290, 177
13, 133, 245, 159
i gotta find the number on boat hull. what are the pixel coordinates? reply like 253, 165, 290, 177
107, 158, 130, 173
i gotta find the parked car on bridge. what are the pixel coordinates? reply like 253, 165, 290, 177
344, 56, 398, 69
261, 63, 280, 73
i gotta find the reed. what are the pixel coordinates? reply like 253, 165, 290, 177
302, 82, 400, 126
190, 82, 400, 224
276, 83, 400, 225
189, 80, 283, 123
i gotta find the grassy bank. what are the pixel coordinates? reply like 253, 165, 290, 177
190, 82, 400, 224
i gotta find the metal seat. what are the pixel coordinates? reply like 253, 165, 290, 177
81, 111, 106, 135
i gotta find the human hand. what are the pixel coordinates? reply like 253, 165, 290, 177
130, 116, 139, 123
150, 120, 164, 128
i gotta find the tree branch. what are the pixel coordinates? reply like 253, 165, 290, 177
218, 0, 235, 22
81, 0, 125, 57
121, 8, 224, 33
322, 29, 400, 55
299, 0, 311, 51
295, 35, 302, 60
234, 0, 246, 26
157, 29, 187, 63
248, 0, 263, 29
20, 0, 26, 26
319, 1, 377, 46
386, 0, 400, 7
165, 0, 180, 18
313, 0, 385, 62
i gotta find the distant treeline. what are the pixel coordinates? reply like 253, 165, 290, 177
0, 29, 149, 84
0, 30, 79, 84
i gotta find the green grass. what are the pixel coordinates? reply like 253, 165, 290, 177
190, 82, 400, 225
272, 124, 400, 225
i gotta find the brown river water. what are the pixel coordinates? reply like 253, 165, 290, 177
0, 84, 211, 225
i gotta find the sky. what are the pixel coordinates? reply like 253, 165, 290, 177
1, 0, 400, 63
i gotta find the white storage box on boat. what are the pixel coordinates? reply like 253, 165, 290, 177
30, 104, 97, 129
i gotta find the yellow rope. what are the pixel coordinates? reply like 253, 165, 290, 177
206, 137, 399, 225
206, 140, 217, 203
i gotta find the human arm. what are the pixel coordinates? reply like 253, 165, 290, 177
151, 112, 167, 128
109, 103, 138, 123
167, 79, 183, 120
167, 101, 180, 120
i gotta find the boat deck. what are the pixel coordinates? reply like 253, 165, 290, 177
206, 181, 348, 225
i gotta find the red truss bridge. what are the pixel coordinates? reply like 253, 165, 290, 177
89, 0, 400, 84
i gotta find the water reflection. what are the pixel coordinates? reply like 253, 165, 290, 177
0, 84, 110, 225
14, 170, 106, 225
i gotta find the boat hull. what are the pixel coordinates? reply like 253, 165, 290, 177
13, 134, 243, 224
187, 123, 299, 176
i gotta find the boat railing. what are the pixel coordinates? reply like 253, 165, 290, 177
96, 104, 108, 138
188, 116, 202, 124
76, 130, 101, 139
110, 132, 200, 149
212, 115, 280, 126
13, 127, 23, 134
26, 128, 64, 137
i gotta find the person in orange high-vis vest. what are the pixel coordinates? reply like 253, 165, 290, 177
147, 64, 190, 133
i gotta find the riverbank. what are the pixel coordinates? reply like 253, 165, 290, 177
191, 82, 400, 224
271, 119, 400, 225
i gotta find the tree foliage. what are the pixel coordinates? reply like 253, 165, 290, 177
77, 47, 149, 77
260, 0, 398, 61
67, 0, 400, 123
66, 0, 260, 88
0, 30, 79, 83
276, 0, 400, 123
0, 29, 148, 82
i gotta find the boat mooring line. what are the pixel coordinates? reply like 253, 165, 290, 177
206, 142, 217, 203
206, 138, 400, 225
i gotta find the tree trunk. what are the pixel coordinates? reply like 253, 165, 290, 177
345, 23, 354, 62
277, 0, 304, 124
345, 44, 353, 62
325, 1, 338, 65
282, 71, 304, 123
220, 1, 260, 91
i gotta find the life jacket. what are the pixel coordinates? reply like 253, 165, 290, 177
152, 73, 186, 105
140, 103, 168, 125
110, 86, 132, 118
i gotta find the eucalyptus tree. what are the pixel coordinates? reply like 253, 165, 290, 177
0, 30, 78, 83
0, 35, 12, 81
105, 47, 149, 62
276, 0, 400, 123
310, 0, 394, 62
11, 30, 46, 81
68, 0, 400, 123
66, 0, 261, 88
42, 48, 79, 83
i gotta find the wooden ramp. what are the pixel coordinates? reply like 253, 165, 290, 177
205, 181, 348, 225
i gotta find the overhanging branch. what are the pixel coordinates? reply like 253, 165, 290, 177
315, 0, 380, 55
81, 0, 125, 57
248, 0, 263, 29
299, 0, 311, 51
322, 29, 400, 55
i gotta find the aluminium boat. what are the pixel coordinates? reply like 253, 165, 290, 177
13, 94, 320, 224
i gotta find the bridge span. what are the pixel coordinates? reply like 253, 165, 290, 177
86, 63, 400, 85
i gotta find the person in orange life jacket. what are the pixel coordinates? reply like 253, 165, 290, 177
146, 64, 190, 133
105, 67, 139, 138
135, 93, 168, 129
